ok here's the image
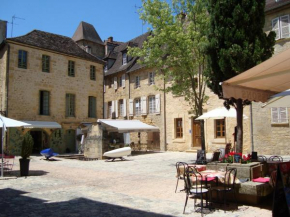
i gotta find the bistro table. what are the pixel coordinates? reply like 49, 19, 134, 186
199, 170, 240, 185
177, 164, 207, 177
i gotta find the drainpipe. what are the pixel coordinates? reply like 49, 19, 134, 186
250, 103, 254, 152
128, 73, 130, 120
163, 73, 167, 151
103, 71, 105, 119
5, 43, 10, 116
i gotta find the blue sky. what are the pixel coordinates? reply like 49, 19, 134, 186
1, 0, 149, 42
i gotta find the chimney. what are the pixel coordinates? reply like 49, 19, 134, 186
108, 36, 113, 42
0, 20, 7, 44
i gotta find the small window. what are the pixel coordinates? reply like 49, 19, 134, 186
39, 91, 50, 115
272, 15, 290, 40
90, 65, 96, 80
134, 98, 141, 116
68, 61, 75, 77
88, 96, 97, 118
135, 76, 140, 88
175, 118, 183, 138
215, 119, 225, 138
148, 72, 154, 85
66, 93, 75, 117
119, 100, 124, 117
122, 52, 127, 65
18, 50, 27, 69
148, 95, 156, 114
42, 55, 50, 72
119, 76, 123, 88
271, 107, 288, 123
108, 101, 112, 118
85, 46, 91, 54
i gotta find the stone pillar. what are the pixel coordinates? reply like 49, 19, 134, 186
84, 124, 103, 159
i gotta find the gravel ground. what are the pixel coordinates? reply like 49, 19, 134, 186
0, 152, 272, 217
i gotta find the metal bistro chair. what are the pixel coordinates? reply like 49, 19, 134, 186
183, 166, 210, 216
175, 162, 189, 193
210, 168, 238, 212
258, 155, 267, 162
268, 155, 283, 162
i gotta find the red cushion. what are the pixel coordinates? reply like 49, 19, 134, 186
252, 177, 270, 183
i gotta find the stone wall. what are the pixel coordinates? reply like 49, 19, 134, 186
84, 124, 103, 159
0, 44, 7, 112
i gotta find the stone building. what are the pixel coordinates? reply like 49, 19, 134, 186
0, 26, 104, 154
251, 0, 290, 155
102, 31, 251, 153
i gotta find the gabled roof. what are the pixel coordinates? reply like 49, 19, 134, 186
265, 0, 290, 12
104, 31, 150, 76
7, 30, 105, 64
72, 21, 104, 45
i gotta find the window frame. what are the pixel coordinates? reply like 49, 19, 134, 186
39, 90, 50, 115
271, 107, 288, 124
148, 72, 154, 85
68, 60, 75, 77
122, 52, 127, 65
18, 50, 27, 69
90, 65, 96, 80
175, 118, 183, 138
134, 98, 141, 116
119, 100, 124, 117
135, 76, 140, 88
215, 119, 225, 138
108, 101, 112, 118
66, 93, 76, 117
272, 15, 290, 40
148, 95, 156, 114
42, 55, 50, 73
88, 96, 97, 118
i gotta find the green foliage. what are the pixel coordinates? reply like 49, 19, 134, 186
21, 133, 34, 159
129, 0, 209, 117
206, 0, 276, 97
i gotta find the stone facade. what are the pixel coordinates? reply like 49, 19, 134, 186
251, 1, 290, 155
0, 33, 104, 154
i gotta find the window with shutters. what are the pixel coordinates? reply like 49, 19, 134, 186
39, 91, 50, 115
148, 72, 154, 85
90, 65, 96, 80
119, 100, 123, 117
42, 55, 50, 72
88, 96, 97, 118
134, 98, 141, 116
271, 107, 288, 124
135, 76, 140, 88
272, 15, 290, 40
175, 118, 183, 138
215, 119, 225, 138
18, 50, 27, 69
68, 61, 75, 77
119, 76, 123, 88
66, 94, 75, 117
148, 95, 156, 114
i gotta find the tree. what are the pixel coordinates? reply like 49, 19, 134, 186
206, 0, 275, 153
129, 0, 209, 150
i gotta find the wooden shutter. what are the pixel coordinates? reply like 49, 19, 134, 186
272, 17, 280, 40
271, 107, 278, 123
123, 99, 127, 117
122, 74, 126, 88
115, 100, 119, 118
279, 107, 288, 123
280, 15, 290, 38
111, 100, 115, 118
141, 96, 147, 115
104, 102, 108, 119
114, 77, 117, 90
155, 94, 160, 114
129, 99, 134, 116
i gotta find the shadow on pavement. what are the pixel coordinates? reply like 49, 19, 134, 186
0, 188, 173, 217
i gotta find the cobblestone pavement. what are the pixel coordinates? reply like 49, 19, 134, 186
0, 152, 273, 217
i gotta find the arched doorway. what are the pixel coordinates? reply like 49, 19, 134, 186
65, 129, 76, 153
29, 129, 49, 154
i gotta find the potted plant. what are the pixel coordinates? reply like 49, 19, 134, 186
19, 132, 34, 176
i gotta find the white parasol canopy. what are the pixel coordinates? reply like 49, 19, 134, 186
196, 107, 248, 120
0, 114, 31, 177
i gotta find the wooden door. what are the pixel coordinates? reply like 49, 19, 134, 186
192, 121, 201, 147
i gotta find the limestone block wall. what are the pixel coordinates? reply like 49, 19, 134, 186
7, 43, 103, 123
0, 45, 8, 112
84, 124, 103, 159
252, 102, 290, 155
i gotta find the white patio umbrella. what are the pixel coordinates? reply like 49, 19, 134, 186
0, 114, 31, 177
196, 107, 248, 120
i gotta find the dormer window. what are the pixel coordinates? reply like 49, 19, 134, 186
122, 52, 127, 65
85, 46, 91, 54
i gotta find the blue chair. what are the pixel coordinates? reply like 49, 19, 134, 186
40, 148, 59, 160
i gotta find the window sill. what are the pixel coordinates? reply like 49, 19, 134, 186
271, 123, 289, 127
173, 138, 185, 143
212, 138, 226, 144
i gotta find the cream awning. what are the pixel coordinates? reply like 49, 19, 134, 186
23, 121, 61, 129
222, 48, 290, 102
98, 119, 159, 133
